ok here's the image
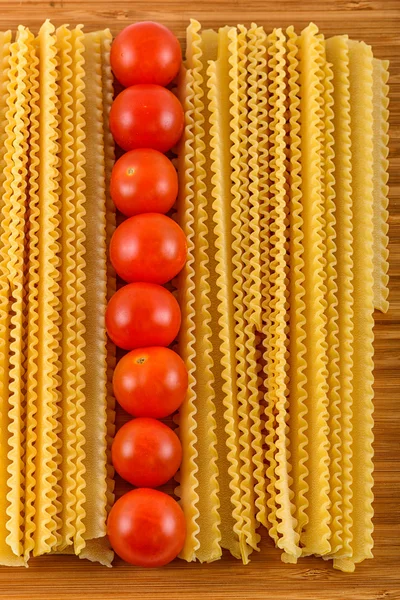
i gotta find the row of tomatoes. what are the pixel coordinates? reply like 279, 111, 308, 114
104, 22, 188, 568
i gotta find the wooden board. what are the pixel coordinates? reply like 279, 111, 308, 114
0, 0, 399, 598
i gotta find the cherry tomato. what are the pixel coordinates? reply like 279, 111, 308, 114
110, 22, 182, 88
107, 488, 186, 567
112, 418, 182, 488
113, 347, 188, 418
106, 282, 181, 350
110, 214, 187, 285
110, 149, 178, 217
109, 84, 184, 153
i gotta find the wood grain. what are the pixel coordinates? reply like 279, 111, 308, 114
0, 0, 399, 598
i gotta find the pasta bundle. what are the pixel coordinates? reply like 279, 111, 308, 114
0, 20, 115, 567
176, 19, 390, 571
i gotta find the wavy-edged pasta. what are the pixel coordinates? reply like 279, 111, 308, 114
175, 20, 222, 564
372, 58, 390, 314
100, 29, 116, 520
207, 25, 251, 563
284, 24, 309, 557
244, 23, 268, 531
265, 28, 300, 560
175, 61, 200, 563
297, 23, 330, 558
67, 24, 87, 556
79, 29, 112, 567
24, 29, 40, 563
3, 25, 32, 559
334, 39, 375, 574
0, 29, 26, 567
32, 19, 62, 557
54, 23, 79, 552
317, 38, 342, 558
325, 35, 354, 561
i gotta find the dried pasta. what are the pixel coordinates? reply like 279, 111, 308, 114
79, 29, 113, 567
285, 24, 308, 552
32, 20, 62, 557
317, 37, 342, 557
0, 17, 388, 573
266, 27, 300, 560
69, 23, 87, 556
207, 25, 251, 563
325, 35, 354, 562
334, 39, 375, 574
297, 23, 330, 558
0, 28, 26, 567
55, 23, 80, 552
372, 58, 390, 314
244, 23, 268, 530
175, 61, 200, 562
24, 28, 41, 563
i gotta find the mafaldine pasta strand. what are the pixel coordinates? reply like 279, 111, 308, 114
232, 23, 260, 555
266, 28, 300, 560
189, 25, 221, 564
79, 30, 113, 567
334, 39, 375, 574
285, 24, 309, 553
297, 23, 330, 558
207, 25, 252, 563
24, 29, 40, 563
372, 58, 390, 314
243, 23, 268, 530
176, 20, 222, 564
317, 38, 342, 557
55, 24, 80, 552
325, 35, 354, 561
0, 29, 25, 567
100, 29, 116, 520
175, 61, 200, 563
68, 24, 87, 556
33, 20, 62, 557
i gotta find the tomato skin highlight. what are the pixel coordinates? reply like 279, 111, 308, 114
112, 418, 182, 488
110, 22, 182, 88
110, 149, 178, 217
109, 84, 184, 153
107, 488, 186, 567
106, 282, 181, 350
113, 347, 188, 418
110, 213, 187, 285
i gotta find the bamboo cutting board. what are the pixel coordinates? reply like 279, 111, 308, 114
0, 1, 399, 598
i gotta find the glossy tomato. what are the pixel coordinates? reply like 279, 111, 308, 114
112, 418, 182, 488
110, 149, 178, 217
105, 282, 181, 350
109, 84, 184, 153
110, 22, 181, 88
110, 213, 187, 285
107, 488, 186, 567
113, 347, 188, 418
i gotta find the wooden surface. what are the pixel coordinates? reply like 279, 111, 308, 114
0, 1, 399, 598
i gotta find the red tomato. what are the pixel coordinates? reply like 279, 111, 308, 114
106, 282, 181, 350
110, 22, 182, 88
113, 347, 188, 418
110, 149, 178, 217
112, 418, 182, 488
110, 84, 184, 153
110, 214, 187, 285
107, 488, 186, 567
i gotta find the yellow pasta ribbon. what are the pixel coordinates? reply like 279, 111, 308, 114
372, 58, 390, 314
297, 23, 330, 557
0, 28, 25, 566
33, 19, 62, 557
334, 39, 375, 573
